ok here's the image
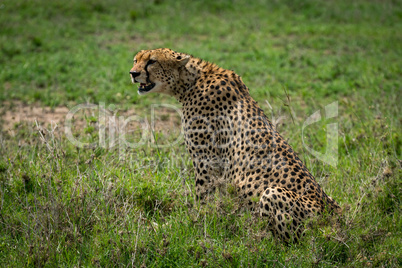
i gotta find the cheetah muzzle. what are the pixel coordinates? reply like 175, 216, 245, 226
130, 48, 341, 242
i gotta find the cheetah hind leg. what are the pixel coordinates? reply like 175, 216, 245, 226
259, 187, 310, 243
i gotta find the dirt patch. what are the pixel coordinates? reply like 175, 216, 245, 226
1, 102, 70, 131
0, 101, 182, 142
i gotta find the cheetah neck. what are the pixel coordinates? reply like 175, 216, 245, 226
175, 56, 223, 103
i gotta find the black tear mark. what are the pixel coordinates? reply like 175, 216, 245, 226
144, 61, 153, 84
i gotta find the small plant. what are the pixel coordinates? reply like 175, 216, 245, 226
129, 10, 138, 21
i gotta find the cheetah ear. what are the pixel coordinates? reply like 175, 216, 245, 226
177, 55, 190, 66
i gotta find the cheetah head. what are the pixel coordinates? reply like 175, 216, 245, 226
130, 48, 190, 95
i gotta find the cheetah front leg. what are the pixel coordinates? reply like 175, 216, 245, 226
192, 156, 224, 201
259, 187, 318, 242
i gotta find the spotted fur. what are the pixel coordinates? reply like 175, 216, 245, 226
130, 48, 341, 242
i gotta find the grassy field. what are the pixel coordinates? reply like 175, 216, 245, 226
0, 0, 401, 266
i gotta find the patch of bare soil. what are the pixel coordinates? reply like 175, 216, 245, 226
1, 102, 70, 131
0, 102, 182, 145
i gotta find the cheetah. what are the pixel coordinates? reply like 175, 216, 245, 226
129, 48, 340, 242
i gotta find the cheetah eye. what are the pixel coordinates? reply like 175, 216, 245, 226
147, 59, 156, 65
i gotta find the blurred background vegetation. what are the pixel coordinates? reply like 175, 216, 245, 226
1, 0, 400, 107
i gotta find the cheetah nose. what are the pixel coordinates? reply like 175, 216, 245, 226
129, 71, 140, 78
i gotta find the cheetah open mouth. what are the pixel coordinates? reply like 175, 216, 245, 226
138, 82, 155, 93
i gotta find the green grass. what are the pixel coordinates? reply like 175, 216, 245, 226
0, 0, 401, 266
